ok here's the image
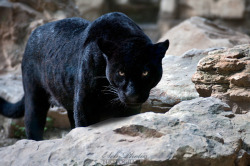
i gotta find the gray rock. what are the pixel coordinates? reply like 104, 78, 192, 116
0, 97, 249, 166
142, 47, 223, 113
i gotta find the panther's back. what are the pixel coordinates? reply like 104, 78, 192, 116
21, 17, 91, 109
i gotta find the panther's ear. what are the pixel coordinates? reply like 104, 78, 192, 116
153, 39, 169, 59
97, 38, 118, 59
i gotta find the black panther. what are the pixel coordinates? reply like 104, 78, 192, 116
0, 12, 169, 141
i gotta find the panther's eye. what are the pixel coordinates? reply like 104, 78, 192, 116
142, 71, 148, 76
118, 71, 125, 76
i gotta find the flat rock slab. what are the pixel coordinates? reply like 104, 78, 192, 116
0, 97, 249, 166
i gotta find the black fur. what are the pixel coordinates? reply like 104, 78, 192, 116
0, 97, 24, 118
0, 12, 169, 140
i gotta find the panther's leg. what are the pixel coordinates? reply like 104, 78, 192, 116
24, 83, 50, 141
67, 110, 75, 129
73, 88, 100, 127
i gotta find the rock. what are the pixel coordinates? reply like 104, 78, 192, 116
47, 107, 70, 129
142, 47, 224, 113
192, 44, 250, 113
0, 70, 23, 102
143, 17, 250, 112
0, 130, 18, 148
0, 97, 249, 166
159, 16, 250, 56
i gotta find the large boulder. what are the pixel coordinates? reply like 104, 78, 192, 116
159, 16, 250, 57
192, 44, 250, 113
0, 97, 249, 166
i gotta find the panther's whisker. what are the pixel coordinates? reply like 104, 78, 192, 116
102, 89, 117, 94
94, 76, 107, 79
110, 97, 121, 105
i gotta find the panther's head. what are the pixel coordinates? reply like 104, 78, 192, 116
98, 38, 169, 107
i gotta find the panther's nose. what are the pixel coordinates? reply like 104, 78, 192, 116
125, 93, 139, 104
124, 81, 140, 104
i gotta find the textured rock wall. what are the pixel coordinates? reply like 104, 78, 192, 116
0, 97, 249, 166
192, 44, 250, 113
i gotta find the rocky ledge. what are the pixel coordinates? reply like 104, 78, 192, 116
192, 44, 250, 113
0, 97, 249, 166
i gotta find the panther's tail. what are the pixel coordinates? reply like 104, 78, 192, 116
0, 96, 25, 118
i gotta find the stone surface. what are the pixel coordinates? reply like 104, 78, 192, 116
192, 44, 250, 113
159, 17, 250, 57
0, 97, 249, 166
142, 47, 225, 113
